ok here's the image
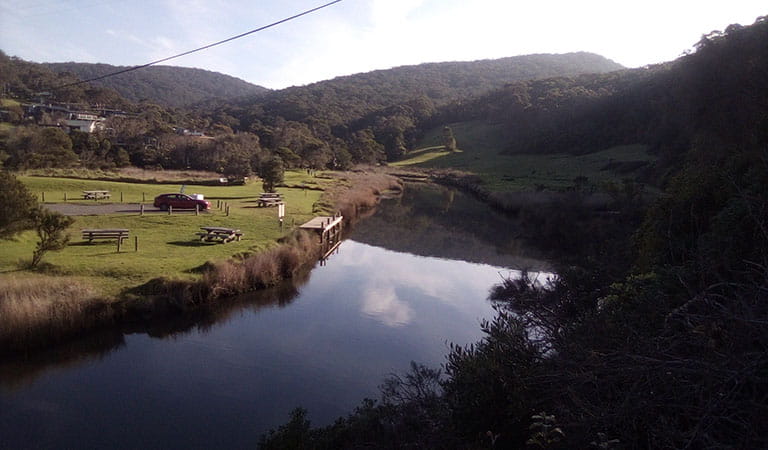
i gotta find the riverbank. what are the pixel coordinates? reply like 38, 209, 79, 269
0, 170, 402, 355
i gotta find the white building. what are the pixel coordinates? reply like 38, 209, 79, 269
64, 113, 105, 133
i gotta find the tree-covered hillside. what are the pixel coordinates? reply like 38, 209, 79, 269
232, 52, 622, 125
44, 62, 270, 108
201, 52, 623, 163
0, 51, 129, 107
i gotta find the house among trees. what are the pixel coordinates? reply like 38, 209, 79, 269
64, 112, 105, 133
23, 102, 107, 133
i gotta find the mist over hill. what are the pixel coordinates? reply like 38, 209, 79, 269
44, 62, 270, 108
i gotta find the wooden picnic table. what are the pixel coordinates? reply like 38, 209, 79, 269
82, 228, 129, 243
195, 226, 242, 243
82, 190, 111, 200
257, 192, 284, 207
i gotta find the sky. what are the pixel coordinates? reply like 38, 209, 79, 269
0, 0, 765, 89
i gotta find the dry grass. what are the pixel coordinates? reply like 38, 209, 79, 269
203, 230, 319, 298
0, 275, 112, 352
324, 170, 404, 222
21, 167, 223, 184
114, 167, 222, 182
132, 230, 322, 308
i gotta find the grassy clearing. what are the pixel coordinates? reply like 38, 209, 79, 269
404, 121, 655, 191
1, 171, 330, 297
390, 146, 457, 166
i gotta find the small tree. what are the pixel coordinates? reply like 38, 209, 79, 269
0, 171, 37, 238
261, 156, 285, 193
29, 208, 74, 268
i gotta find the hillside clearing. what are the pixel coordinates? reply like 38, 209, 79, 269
403, 121, 656, 191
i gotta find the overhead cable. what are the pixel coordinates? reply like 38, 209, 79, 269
52, 0, 343, 90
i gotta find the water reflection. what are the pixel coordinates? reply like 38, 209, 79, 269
0, 183, 551, 448
361, 284, 413, 327
351, 183, 549, 269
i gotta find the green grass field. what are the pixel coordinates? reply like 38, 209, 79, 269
0, 171, 330, 296
399, 121, 656, 191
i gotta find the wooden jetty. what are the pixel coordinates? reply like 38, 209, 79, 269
300, 213, 343, 260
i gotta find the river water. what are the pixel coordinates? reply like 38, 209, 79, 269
0, 184, 547, 449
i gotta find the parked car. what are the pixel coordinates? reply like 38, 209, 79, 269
153, 193, 211, 211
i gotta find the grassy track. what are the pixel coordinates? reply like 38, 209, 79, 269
0, 170, 330, 296
401, 121, 655, 191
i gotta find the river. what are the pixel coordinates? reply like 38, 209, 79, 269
0, 184, 548, 449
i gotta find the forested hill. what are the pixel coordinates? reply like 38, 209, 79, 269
44, 62, 270, 107
220, 52, 623, 127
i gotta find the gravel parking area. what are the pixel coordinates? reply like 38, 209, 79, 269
44, 203, 165, 216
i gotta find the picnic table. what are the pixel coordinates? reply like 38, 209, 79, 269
257, 192, 284, 207
195, 226, 243, 243
82, 190, 111, 200
82, 228, 129, 243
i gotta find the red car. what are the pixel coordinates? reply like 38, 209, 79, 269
153, 193, 211, 210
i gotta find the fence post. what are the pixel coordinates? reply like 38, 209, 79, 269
226, 205, 230, 216
195, 204, 199, 216
134, 236, 138, 252
64, 192, 67, 202
117, 238, 121, 253
169, 205, 173, 215
120, 192, 123, 203
140, 204, 144, 216
41, 192, 45, 202
142, 192, 146, 202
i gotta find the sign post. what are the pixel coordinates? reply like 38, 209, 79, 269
278, 202, 285, 229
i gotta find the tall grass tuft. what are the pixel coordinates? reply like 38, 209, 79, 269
327, 171, 403, 223
204, 231, 320, 297
0, 276, 109, 352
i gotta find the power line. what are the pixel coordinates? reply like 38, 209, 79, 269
52, 0, 343, 91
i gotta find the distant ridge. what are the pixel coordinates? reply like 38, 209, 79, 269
229, 52, 624, 127
338, 51, 623, 88
44, 62, 270, 107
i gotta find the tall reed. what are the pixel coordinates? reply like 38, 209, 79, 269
0, 276, 110, 352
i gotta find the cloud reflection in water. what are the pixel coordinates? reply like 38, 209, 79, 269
329, 240, 525, 328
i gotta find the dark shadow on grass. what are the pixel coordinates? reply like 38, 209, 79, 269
69, 241, 102, 247
167, 240, 217, 247
206, 196, 254, 200
187, 261, 217, 274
